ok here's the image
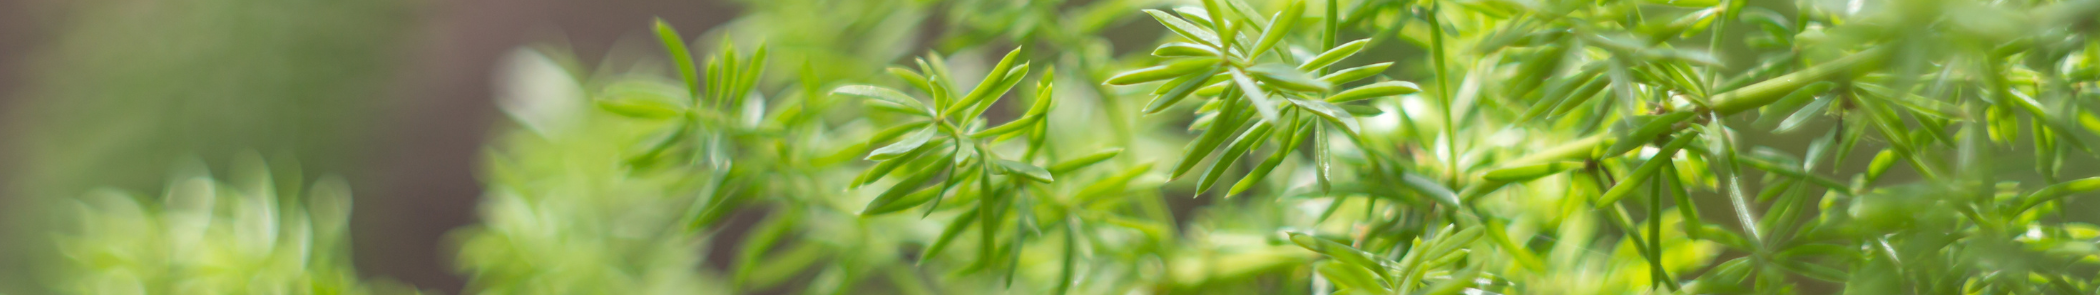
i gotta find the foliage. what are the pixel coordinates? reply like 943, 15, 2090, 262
40, 0, 2100, 293
49, 154, 411, 294
14, 0, 410, 290
521, 0, 2100, 293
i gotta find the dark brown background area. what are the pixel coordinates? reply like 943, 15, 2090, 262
0, 0, 740, 292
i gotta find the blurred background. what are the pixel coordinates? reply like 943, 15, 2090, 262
0, 0, 745, 292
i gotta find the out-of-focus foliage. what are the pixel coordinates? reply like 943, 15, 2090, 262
447, 46, 738, 294
50, 154, 412, 295
460, 0, 2100, 294
10, 0, 410, 290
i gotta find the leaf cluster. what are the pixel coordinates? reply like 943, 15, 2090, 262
452, 0, 2100, 294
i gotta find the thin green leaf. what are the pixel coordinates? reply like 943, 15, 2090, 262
1605, 112, 1697, 157
1288, 232, 1391, 278
1340, 104, 1382, 116
1317, 261, 1392, 293
1246, 63, 1333, 92
887, 66, 933, 94
994, 159, 1055, 182
652, 19, 699, 100
836, 85, 930, 115
972, 115, 1042, 139
1153, 42, 1221, 57
863, 152, 957, 215
1172, 91, 1250, 179
2017, 177, 2100, 213
1049, 148, 1124, 175
1230, 68, 1283, 121
595, 97, 685, 119
1145, 68, 1225, 114
1775, 95, 1835, 133
1250, 0, 1304, 57
1326, 81, 1421, 103
1404, 173, 1463, 208
1106, 58, 1219, 85
867, 128, 936, 161
1145, 9, 1223, 46
1481, 161, 1583, 182
1228, 120, 1313, 196
1289, 98, 1361, 135
1319, 62, 1393, 85
946, 46, 1028, 118
1598, 133, 1698, 205
1077, 163, 1155, 206
1300, 38, 1370, 72
1198, 121, 1274, 194
1755, 81, 1836, 128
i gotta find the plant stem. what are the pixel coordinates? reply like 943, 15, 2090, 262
1425, 2, 1458, 185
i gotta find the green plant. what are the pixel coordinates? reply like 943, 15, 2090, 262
49, 154, 408, 294
575, 0, 2100, 293
24, 0, 2100, 293
27, 0, 2085, 293
11, 0, 410, 291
